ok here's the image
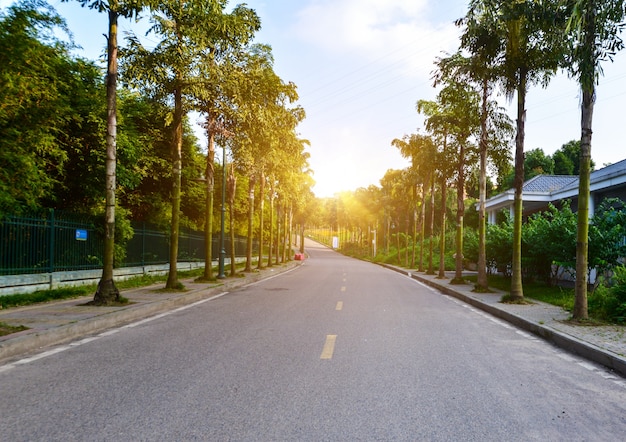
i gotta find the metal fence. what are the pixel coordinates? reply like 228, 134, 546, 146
0, 210, 256, 276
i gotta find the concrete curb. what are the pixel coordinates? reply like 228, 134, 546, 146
379, 263, 626, 378
0, 262, 302, 364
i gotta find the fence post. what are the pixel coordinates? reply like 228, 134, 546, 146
141, 222, 146, 267
49, 208, 55, 273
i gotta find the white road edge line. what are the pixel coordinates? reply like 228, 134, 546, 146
241, 265, 301, 288
0, 291, 230, 372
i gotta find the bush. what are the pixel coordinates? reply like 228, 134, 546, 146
486, 216, 513, 277
522, 202, 576, 285
589, 266, 626, 323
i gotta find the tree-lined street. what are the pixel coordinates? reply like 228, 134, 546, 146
1, 241, 625, 440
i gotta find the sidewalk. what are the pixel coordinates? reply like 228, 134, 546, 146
0, 263, 301, 364
382, 264, 626, 379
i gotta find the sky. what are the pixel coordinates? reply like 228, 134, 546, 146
4, 0, 626, 197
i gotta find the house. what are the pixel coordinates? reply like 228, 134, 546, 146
484, 158, 626, 223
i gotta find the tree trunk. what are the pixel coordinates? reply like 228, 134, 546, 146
286, 204, 292, 262
228, 164, 237, 277
418, 183, 426, 272
94, 8, 120, 305
476, 77, 489, 291
427, 173, 435, 274
452, 143, 465, 284
245, 176, 255, 272
165, 79, 184, 289
411, 184, 418, 268
257, 171, 265, 269
573, 7, 596, 319
510, 73, 527, 300
268, 181, 274, 268
438, 176, 447, 279
202, 116, 216, 280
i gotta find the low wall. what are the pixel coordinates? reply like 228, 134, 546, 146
0, 259, 247, 296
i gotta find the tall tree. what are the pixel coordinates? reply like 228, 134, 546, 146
433, 47, 514, 290
469, 0, 566, 299
228, 45, 302, 270
191, 6, 260, 280
0, 1, 78, 216
69, 0, 147, 304
565, 0, 626, 319
123, 0, 257, 288
417, 95, 463, 280
392, 133, 437, 272
430, 79, 481, 283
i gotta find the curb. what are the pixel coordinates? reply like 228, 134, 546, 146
0, 262, 302, 364
379, 263, 626, 378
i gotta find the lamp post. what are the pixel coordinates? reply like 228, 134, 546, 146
218, 144, 227, 279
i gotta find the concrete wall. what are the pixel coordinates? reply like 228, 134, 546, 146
0, 260, 248, 296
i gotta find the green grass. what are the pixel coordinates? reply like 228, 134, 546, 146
0, 322, 28, 337
0, 286, 93, 310
465, 274, 575, 311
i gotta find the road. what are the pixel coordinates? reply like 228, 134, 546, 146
1, 241, 625, 441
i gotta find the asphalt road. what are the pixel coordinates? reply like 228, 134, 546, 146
1, 241, 625, 441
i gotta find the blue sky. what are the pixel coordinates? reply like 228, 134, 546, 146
4, 0, 626, 197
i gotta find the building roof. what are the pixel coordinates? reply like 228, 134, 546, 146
522, 175, 578, 193
485, 158, 626, 214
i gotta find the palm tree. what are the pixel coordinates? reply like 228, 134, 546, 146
391, 133, 437, 271
565, 0, 626, 319
71, 0, 148, 304
467, 0, 566, 299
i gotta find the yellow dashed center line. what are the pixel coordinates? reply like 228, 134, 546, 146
336, 301, 343, 311
320, 334, 337, 359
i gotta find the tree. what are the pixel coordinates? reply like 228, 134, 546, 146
68, 0, 148, 304
392, 133, 437, 271
191, 6, 260, 280
565, 0, 626, 319
471, 0, 566, 300
452, 5, 512, 291
553, 140, 595, 175
227, 45, 302, 270
0, 1, 78, 217
525, 148, 555, 178
429, 78, 481, 284
418, 88, 470, 280
123, 0, 257, 288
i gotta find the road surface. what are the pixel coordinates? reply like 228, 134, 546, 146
1, 241, 625, 440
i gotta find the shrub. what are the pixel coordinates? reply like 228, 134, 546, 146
589, 266, 626, 323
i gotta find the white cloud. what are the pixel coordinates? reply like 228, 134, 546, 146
291, 0, 461, 79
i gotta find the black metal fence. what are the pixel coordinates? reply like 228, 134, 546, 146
0, 210, 256, 276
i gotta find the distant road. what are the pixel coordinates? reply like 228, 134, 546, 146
1, 239, 625, 440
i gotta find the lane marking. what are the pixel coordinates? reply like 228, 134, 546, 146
336, 301, 343, 311
320, 334, 337, 359
341, 286, 346, 292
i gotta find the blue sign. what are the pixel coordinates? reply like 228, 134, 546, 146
75, 229, 88, 241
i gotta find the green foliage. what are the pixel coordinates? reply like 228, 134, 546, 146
486, 215, 513, 276
589, 198, 626, 280
524, 148, 555, 178
589, 266, 626, 323
522, 202, 577, 285
463, 227, 479, 264
0, 1, 98, 216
